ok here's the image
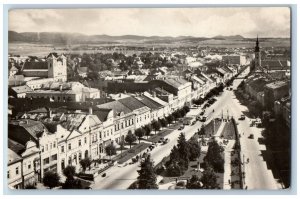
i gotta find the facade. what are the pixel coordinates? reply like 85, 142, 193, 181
264, 81, 290, 110
8, 149, 23, 189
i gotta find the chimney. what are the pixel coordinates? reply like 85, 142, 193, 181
89, 107, 93, 115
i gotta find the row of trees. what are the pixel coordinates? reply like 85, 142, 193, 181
186, 167, 219, 189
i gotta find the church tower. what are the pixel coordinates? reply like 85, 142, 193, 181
254, 35, 261, 69
47, 53, 67, 82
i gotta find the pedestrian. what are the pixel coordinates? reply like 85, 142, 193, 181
175, 178, 178, 184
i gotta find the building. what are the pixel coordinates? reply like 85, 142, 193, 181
135, 94, 165, 121
97, 101, 135, 144
22, 53, 67, 82
222, 55, 247, 66
254, 36, 261, 70
8, 139, 40, 188
10, 85, 32, 98
119, 97, 151, 129
8, 148, 23, 189
26, 82, 100, 102
264, 81, 290, 110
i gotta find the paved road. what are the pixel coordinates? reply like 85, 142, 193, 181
92, 68, 281, 189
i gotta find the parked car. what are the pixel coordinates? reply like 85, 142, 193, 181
248, 134, 254, 139
239, 114, 246, 120
200, 116, 207, 122
163, 138, 169, 144
191, 120, 197, 125
178, 125, 184, 130
200, 111, 205, 116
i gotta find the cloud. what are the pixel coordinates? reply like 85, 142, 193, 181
8, 7, 290, 37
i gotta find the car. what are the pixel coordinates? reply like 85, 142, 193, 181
239, 114, 245, 120
178, 125, 184, 130
200, 116, 207, 122
163, 138, 169, 144
248, 134, 254, 139
200, 112, 204, 116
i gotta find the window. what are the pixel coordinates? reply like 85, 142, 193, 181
28, 162, 31, 169
53, 141, 56, 148
68, 143, 71, 150
78, 139, 81, 146
51, 154, 57, 161
78, 153, 82, 161
41, 146, 44, 152
61, 146, 64, 153
43, 158, 50, 165
7, 171, 10, 179
50, 143, 52, 149
68, 157, 72, 165
84, 137, 87, 144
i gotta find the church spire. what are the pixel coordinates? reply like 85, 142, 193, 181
255, 35, 260, 52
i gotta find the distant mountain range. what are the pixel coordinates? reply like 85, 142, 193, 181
9, 31, 252, 44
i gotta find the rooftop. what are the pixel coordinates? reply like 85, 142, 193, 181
265, 80, 289, 90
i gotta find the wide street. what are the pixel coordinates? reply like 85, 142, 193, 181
91, 67, 281, 189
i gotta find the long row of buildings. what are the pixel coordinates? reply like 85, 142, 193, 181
8, 61, 239, 189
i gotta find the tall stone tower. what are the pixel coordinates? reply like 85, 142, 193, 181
47, 53, 67, 82
254, 35, 261, 70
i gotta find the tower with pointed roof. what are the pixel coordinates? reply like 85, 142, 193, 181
254, 35, 261, 70
47, 53, 67, 82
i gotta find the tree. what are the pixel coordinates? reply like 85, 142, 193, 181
183, 106, 190, 114
125, 131, 137, 148
152, 120, 161, 134
42, 171, 60, 189
63, 165, 76, 179
144, 124, 152, 139
166, 115, 175, 125
137, 155, 158, 189
62, 178, 83, 189
186, 175, 202, 189
159, 118, 168, 128
79, 158, 92, 173
135, 128, 145, 144
200, 166, 219, 189
199, 125, 206, 136
166, 161, 184, 177
24, 183, 36, 189
105, 143, 117, 156
204, 140, 224, 173
188, 136, 201, 161
177, 133, 190, 169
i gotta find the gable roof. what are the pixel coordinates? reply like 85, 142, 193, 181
23, 61, 48, 70
97, 101, 132, 116
119, 97, 148, 111
135, 95, 163, 110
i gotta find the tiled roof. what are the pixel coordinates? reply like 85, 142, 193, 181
97, 101, 132, 117
93, 109, 112, 122
23, 61, 48, 70
135, 96, 163, 110
11, 85, 32, 94
8, 138, 25, 156
262, 60, 290, 70
119, 97, 147, 111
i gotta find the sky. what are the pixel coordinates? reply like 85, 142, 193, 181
9, 7, 290, 38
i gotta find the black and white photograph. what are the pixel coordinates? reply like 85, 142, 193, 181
6, 6, 292, 191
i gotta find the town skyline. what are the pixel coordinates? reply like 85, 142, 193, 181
9, 7, 290, 38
